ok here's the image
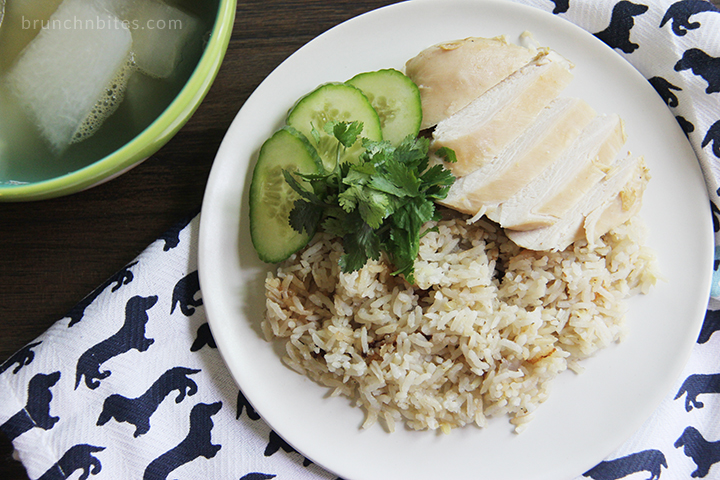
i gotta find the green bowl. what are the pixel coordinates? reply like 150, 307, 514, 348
0, 0, 236, 202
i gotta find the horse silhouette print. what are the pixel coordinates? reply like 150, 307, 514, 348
583, 449, 667, 480
660, 0, 719, 36
675, 48, 720, 94
97, 367, 200, 437
675, 426, 720, 478
143, 401, 222, 480
0, 371, 60, 441
75, 295, 158, 390
37, 444, 105, 480
594, 1, 649, 54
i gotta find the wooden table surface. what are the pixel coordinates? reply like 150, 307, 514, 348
2, 1, 719, 478
0, 1, 398, 477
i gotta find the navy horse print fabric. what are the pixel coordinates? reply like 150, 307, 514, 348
1, 1, 720, 479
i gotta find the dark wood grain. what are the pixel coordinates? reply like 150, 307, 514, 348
1, 0, 719, 478
0, 1, 397, 478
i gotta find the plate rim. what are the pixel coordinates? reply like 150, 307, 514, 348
199, 1, 715, 479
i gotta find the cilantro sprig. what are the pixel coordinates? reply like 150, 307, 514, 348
284, 121, 456, 284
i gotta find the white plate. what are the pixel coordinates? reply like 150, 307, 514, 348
198, 1, 714, 479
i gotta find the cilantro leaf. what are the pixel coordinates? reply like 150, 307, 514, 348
377, 156, 420, 197
395, 135, 430, 171
325, 120, 363, 149
289, 199, 323, 235
338, 185, 392, 228
339, 218, 381, 273
321, 214, 349, 238
281, 120, 456, 284
435, 146, 458, 164
282, 169, 321, 204
421, 164, 455, 200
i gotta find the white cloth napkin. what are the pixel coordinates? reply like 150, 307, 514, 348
2, 1, 720, 479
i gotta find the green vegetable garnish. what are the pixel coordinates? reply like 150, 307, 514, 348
284, 120, 456, 284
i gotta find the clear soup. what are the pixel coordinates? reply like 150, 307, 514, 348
0, 0, 220, 184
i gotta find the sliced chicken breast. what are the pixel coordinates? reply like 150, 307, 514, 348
431, 51, 574, 178
439, 97, 596, 217
506, 155, 649, 251
582, 157, 650, 247
497, 114, 627, 231
405, 36, 536, 130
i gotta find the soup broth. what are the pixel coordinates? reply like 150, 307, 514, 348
0, 0, 219, 184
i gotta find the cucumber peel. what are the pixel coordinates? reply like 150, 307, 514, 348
286, 82, 382, 171
250, 69, 449, 275
249, 127, 322, 263
347, 69, 422, 146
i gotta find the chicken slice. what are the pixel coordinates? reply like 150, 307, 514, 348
582, 158, 650, 247
497, 114, 627, 231
506, 155, 649, 251
405, 36, 536, 129
431, 51, 574, 178
439, 97, 596, 217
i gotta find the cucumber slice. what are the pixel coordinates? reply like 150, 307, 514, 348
286, 82, 382, 171
249, 127, 322, 263
347, 69, 422, 146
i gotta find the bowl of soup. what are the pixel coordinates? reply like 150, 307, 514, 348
0, 0, 236, 201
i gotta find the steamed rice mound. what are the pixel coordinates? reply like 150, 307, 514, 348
262, 210, 658, 433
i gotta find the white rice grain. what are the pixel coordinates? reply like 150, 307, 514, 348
262, 210, 659, 433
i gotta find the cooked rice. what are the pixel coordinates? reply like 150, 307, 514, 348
262, 209, 658, 433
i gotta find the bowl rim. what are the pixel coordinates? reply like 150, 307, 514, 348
0, 0, 237, 202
